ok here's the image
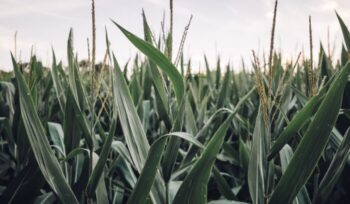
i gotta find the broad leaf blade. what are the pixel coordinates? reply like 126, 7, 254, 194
173, 113, 235, 204
269, 62, 350, 204
112, 55, 165, 203
12, 54, 78, 204
112, 21, 184, 104
314, 128, 350, 204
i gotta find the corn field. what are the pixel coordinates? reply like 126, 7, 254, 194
1, 1, 350, 204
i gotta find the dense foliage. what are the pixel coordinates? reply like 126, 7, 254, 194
1, 4, 350, 204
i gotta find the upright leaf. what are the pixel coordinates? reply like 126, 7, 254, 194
12, 54, 78, 204
127, 132, 203, 204
112, 55, 165, 203
173, 113, 235, 204
313, 128, 350, 204
269, 62, 350, 204
112, 21, 184, 104
248, 109, 268, 204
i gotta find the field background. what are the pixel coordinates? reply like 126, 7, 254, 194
1, 1, 350, 204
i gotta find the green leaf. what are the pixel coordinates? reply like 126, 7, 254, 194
217, 65, 231, 108
111, 141, 135, 168
341, 45, 349, 66
173, 113, 235, 204
268, 91, 325, 160
248, 108, 269, 204
66, 30, 95, 150
162, 94, 186, 182
127, 132, 203, 204
112, 54, 150, 172
86, 117, 117, 195
239, 137, 250, 172
12, 54, 78, 204
336, 12, 350, 51
269, 75, 336, 160
50, 49, 66, 113
112, 54, 165, 203
112, 21, 185, 104
183, 87, 255, 165
91, 153, 109, 204
318, 44, 332, 83
279, 145, 311, 204
63, 89, 82, 154
269, 62, 350, 204
108, 156, 137, 189
204, 55, 213, 90
48, 122, 66, 156
215, 57, 221, 89
212, 166, 237, 200
314, 128, 350, 204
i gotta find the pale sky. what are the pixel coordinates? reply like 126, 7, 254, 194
1, 0, 350, 71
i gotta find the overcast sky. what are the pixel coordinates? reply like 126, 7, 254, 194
1, 0, 350, 71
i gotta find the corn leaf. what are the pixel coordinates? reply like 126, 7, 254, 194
173, 113, 235, 204
314, 128, 350, 204
12, 54, 78, 204
112, 54, 165, 203
248, 109, 269, 204
269, 62, 350, 204
127, 132, 203, 204
112, 21, 184, 104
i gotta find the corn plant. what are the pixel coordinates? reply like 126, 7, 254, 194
1, 1, 350, 204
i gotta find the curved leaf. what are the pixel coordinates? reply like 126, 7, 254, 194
173, 113, 235, 204
112, 21, 185, 104
12, 54, 78, 204
269, 62, 350, 204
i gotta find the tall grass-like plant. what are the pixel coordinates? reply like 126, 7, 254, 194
1, 1, 350, 204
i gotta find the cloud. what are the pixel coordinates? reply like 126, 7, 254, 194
0, 0, 87, 19
316, 0, 339, 12
144, 0, 167, 7
1, 0, 350, 72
